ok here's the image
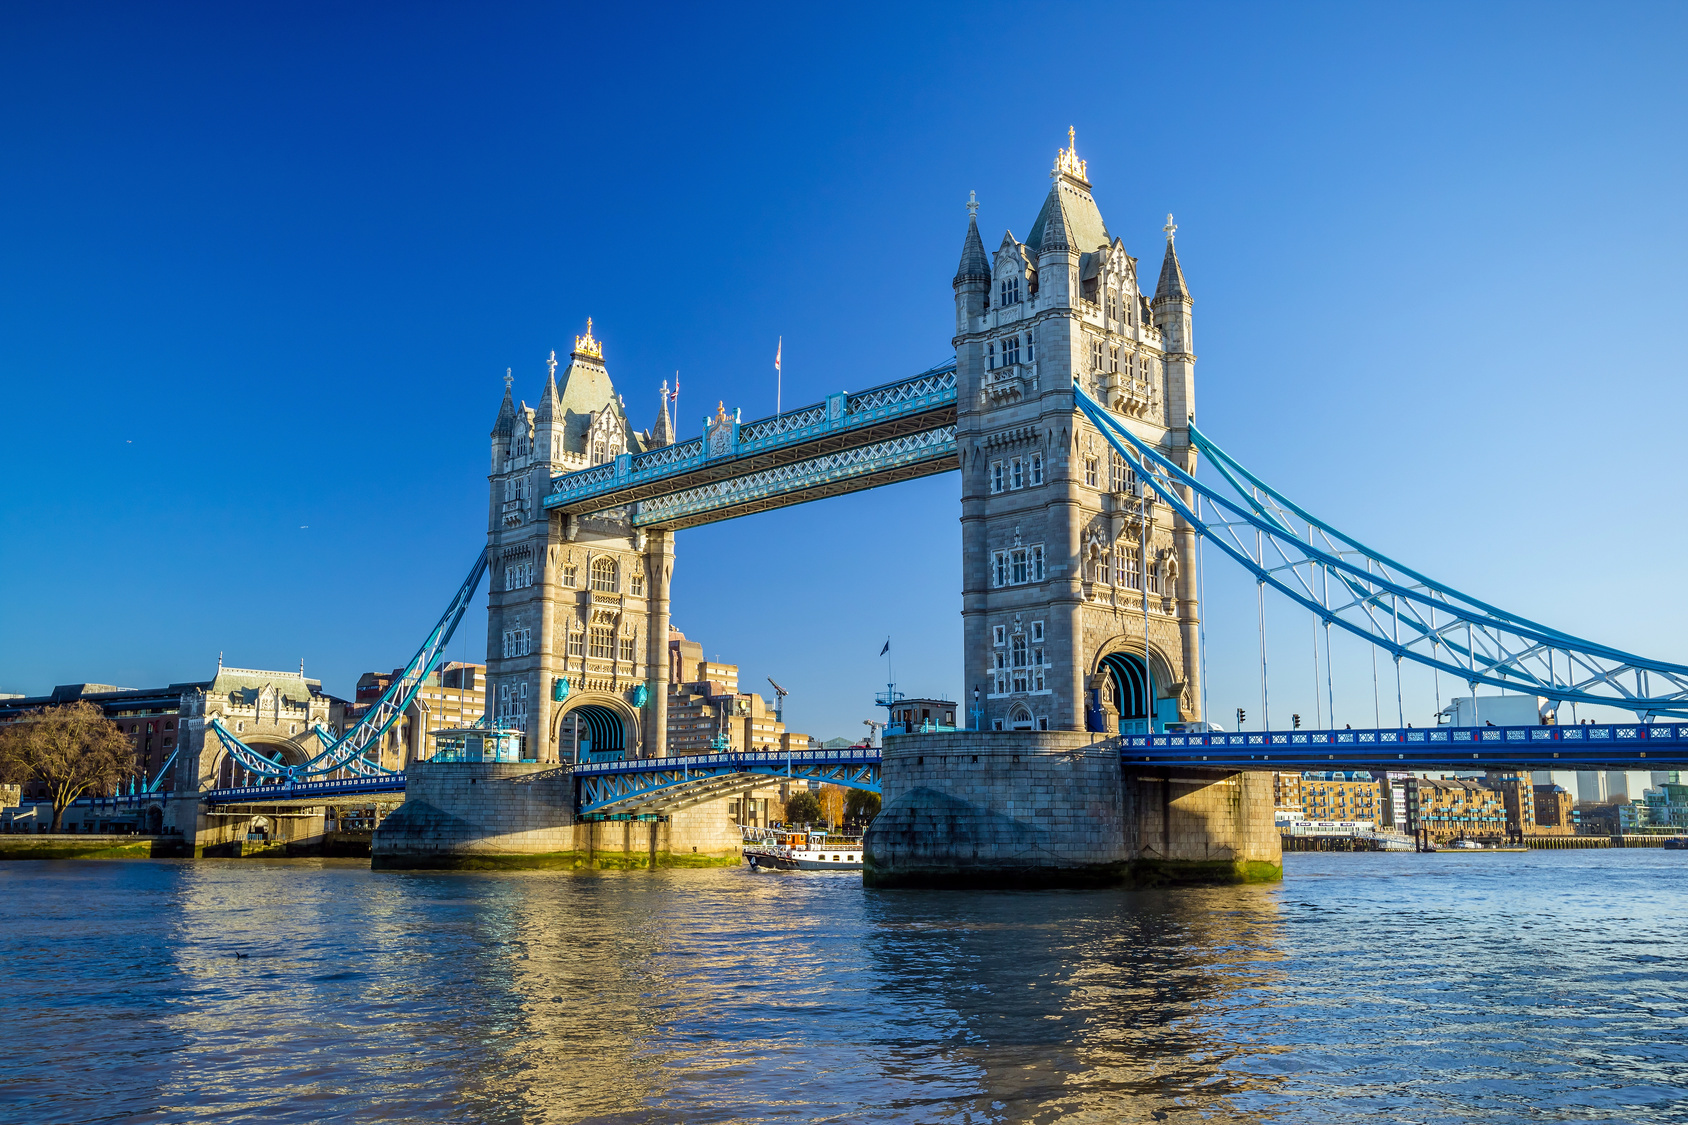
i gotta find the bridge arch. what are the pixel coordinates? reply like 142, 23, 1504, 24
551, 694, 639, 763
1093, 637, 1180, 735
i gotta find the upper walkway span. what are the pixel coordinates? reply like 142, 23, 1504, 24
543, 362, 957, 529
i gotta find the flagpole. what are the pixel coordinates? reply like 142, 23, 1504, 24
775, 336, 782, 416
673, 371, 680, 437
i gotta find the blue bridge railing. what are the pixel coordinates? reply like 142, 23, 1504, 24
1116, 720, 1688, 771
575, 747, 882, 815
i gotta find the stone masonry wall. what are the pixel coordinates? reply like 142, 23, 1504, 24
372, 760, 743, 869
1120, 765, 1281, 875
865, 730, 1280, 887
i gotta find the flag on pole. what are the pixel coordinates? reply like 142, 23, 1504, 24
879, 638, 890, 656
774, 338, 781, 374
775, 337, 783, 414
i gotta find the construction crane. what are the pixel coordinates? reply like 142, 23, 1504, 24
863, 718, 885, 747
767, 677, 789, 725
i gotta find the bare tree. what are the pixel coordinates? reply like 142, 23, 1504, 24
0, 703, 135, 832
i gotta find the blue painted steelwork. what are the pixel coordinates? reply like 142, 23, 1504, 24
544, 363, 957, 530
202, 773, 408, 805
1073, 386, 1688, 720
575, 748, 881, 816
1115, 720, 1688, 771
207, 550, 489, 782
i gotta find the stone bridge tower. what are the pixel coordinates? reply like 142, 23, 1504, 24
484, 323, 677, 763
954, 131, 1201, 736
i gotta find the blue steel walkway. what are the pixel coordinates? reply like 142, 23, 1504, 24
544, 363, 956, 530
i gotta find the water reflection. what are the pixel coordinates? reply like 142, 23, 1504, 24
857, 887, 1286, 1123
2, 853, 1686, 1124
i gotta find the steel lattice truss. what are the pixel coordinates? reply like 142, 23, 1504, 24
576, 749, 881, 815
545, 363, 958, 529
633, 426, 957, 529
208, 551, 489, 783
1075, 387, 1688, 719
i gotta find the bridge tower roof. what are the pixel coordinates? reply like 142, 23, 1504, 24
1027, 130, 1110, 256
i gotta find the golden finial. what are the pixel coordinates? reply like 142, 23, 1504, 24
1053, 126, 1089, 184
573, 318, 603, 360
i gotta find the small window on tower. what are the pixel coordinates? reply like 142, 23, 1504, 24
630, 567, 645, 597
1029, 453, 1043, 485
990, 461, 1005, 494
987, 341, 995, 370
1083, 456, 1098, 487
1011, 458, 1023, 489
993, 625, 1005, 646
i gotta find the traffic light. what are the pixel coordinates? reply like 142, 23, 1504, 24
1292, 713, 1302, 729
1236, 707, 1246, 729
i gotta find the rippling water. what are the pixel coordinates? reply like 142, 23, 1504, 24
4, 851, 1686, 1123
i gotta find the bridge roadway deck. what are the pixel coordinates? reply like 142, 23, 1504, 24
183, 721, 1688, 816
542, 364, 957, 530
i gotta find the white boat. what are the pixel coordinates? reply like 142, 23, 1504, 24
740, 826, 864, 871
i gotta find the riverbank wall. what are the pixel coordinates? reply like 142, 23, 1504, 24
0, 834, 193, 860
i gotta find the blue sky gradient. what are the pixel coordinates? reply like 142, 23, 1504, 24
2, 2, 1684, 738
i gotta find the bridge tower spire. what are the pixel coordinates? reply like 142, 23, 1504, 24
953, 130, 1201, 736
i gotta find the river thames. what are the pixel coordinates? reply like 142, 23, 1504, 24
4, 851, 1684, 1124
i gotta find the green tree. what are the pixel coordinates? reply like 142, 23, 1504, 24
783, 788, 825, 827
0, 702, 135, 832
844, 788, 881, 827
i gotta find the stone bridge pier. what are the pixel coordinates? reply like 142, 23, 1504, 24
862, 731, 1281, 888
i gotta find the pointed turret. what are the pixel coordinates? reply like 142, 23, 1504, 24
953, 191, 991, 334
649, 381, 675, 447
1037, 187, 1071, 253
954, 211, 990, 287
1154, 225, 1189, 304
535, 351, 561, 425
492, 369, 517, 437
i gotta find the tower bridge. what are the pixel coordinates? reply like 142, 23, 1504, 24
178, 132, 1688, 880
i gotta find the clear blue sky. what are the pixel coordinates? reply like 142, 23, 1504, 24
2, 2, 1684, 739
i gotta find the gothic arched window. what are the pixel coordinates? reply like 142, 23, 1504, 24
590, 557, 618, 593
